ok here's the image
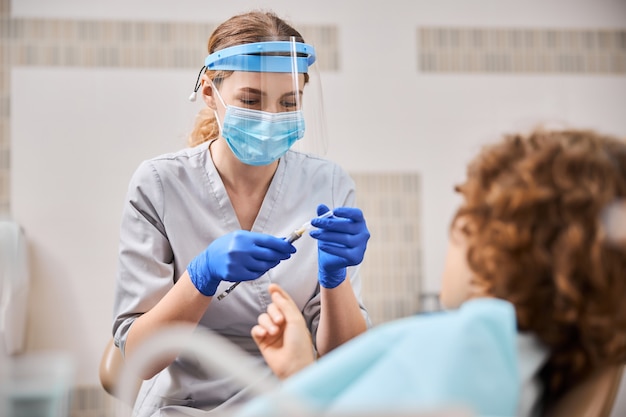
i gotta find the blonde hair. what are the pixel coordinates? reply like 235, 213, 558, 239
188, 11, 307, 147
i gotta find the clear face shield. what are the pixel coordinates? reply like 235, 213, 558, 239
203, 38, 327, 165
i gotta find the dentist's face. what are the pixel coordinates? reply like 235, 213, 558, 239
209, 71, 305, 119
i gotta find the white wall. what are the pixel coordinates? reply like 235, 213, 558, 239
11, 68, 202, 383
9, 0, 626, 386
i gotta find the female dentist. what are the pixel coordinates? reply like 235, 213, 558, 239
112, 10, 371, 417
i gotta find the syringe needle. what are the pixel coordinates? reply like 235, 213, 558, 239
216, 282, 240, 300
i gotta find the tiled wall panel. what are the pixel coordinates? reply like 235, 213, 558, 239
419, 27, 626, 73
351, 172, 422, 325
3, 19, 338, 69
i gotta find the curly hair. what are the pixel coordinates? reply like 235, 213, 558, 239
453, 128, 626, 403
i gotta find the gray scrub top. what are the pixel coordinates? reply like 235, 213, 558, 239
112, 141, 370, 416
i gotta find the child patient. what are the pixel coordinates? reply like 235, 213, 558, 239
249, 128, 626, 416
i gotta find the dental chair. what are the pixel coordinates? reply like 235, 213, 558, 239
98, 332, 625, 417
544, 364, 624, 417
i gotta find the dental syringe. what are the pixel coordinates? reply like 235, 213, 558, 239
216, 210, 334, 301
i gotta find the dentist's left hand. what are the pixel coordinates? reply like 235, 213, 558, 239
310, 204, 370, 289
187, 231, 296, 296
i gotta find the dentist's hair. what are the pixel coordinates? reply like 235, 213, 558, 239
188, 10, 307, 147
453, 128, 626, 404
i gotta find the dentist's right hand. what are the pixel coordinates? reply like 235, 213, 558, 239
187, 231, 296, 297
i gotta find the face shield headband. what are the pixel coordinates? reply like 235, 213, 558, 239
188, 41, 317, 101
205, 40, 316, 73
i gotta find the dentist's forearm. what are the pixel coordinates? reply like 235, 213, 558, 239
124, 271, 212, 379
315, 277, 367, 356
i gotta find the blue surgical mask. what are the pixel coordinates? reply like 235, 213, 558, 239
213, 88, 305, 166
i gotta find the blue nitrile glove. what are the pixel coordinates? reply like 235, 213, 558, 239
309, 204, 370, 289
187, 230, 296, 296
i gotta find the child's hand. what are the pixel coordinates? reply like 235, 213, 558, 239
251, 284, 315, 379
